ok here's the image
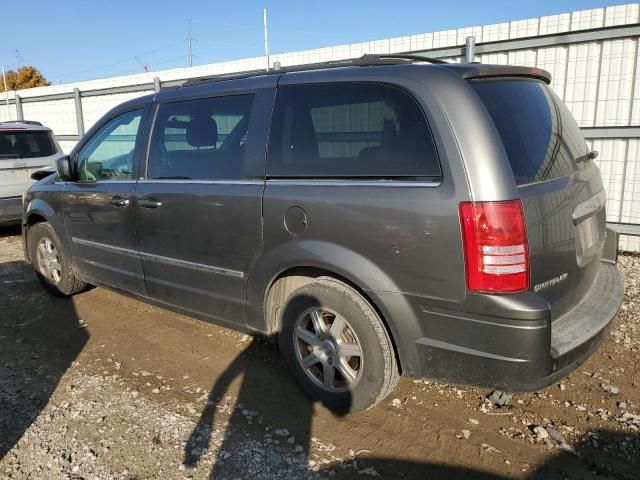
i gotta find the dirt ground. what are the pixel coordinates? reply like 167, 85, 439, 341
0, 225, 638, 480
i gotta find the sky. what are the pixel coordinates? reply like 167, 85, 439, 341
0, 0, 632, 85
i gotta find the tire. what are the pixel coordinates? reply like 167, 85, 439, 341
278, 277, 399, 413
28, 222, 87, 297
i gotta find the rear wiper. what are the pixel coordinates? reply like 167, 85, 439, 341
576, 150, 598, 164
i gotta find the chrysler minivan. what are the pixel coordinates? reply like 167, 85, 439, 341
22, 56, 623, 411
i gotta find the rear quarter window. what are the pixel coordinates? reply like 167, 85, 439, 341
471, 79, 588, 185
267, 82, 441, 179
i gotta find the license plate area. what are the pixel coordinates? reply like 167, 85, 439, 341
573, 190, 607, 267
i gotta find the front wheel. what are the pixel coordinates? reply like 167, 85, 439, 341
278, 278, 399, 413
28, 222, 87, 297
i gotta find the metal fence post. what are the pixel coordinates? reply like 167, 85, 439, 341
153, 76, 161, 92
15, 94, 23, 120
464, 36, 476, 63
73, 88, 84, 136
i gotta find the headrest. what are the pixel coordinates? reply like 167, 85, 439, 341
186, 115, 218, 147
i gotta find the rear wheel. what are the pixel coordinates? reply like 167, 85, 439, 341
28, 222, 87, 297
278, 277, 399, 412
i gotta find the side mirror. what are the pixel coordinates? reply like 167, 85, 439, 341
56, 155, 73, 181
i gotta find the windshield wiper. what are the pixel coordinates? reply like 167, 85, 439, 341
155, 176, 192, 180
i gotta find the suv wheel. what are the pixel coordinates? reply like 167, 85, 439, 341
28, 222, 87, 297
278, 278, 399, 412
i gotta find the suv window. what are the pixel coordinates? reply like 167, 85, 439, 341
77, 109, 143, 182
148, 94, 254, 180
471, 79, 588, 185
267, 82, 440, 179
0, 131, 56, 159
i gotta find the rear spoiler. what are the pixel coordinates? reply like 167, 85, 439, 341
439, 64, 552, 84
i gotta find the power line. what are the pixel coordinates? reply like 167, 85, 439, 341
53, 39, 186, 81
189, 18, 258, 31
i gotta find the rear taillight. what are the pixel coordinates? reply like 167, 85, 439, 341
459, 200, 529, 293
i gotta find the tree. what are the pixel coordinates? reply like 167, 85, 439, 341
0, 66, 50, 92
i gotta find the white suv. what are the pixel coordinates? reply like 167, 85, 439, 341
0, 121, 62, 226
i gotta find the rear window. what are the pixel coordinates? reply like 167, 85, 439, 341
0, 130, 56, 159
267, 82, 441, 179
471, 79, 588, 185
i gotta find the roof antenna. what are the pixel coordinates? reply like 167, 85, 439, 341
263, 9, 270, 71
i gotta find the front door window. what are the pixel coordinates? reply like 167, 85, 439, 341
76, 109, 143, 182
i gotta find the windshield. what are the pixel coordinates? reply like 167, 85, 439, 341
0, 131, 56, 160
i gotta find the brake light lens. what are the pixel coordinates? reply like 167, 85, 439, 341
459, 200, 529, 293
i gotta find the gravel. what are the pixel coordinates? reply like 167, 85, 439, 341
1, 229, 639, 479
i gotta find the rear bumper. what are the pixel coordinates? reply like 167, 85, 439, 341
0, 196, 22, 226
393, 261, 623, 391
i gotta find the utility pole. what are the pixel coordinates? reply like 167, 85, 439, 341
187, 19, 193, 68
2, 64, 10, 118
263, 8, 269, 71
15, 49, 22, 69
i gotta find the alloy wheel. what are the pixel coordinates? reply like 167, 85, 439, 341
36, 237, 62, 285
293, 307, 363, 392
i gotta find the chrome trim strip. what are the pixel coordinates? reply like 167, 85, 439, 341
266, 179, 442, 187
420, 305, 548, 330
77, 257, 144, 278
138, 251, 244, 278
137, 179, 263, 185
72, 237, 138, 257
69, 180, 138, 184
145, 275, 244, 302
71, 237, 244, 278
417, 337, 529, 363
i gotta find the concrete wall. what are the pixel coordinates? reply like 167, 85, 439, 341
1, 3, 639, 250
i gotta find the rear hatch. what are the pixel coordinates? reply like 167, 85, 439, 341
471, 78, 606, 320
0, 128, 59, 198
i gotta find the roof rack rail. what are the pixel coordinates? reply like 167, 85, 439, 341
180, 53, 447, 88
0, 120, 43, 126
352, 53, 447, 65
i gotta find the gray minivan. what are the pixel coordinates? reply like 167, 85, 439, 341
22, 56, 623, 412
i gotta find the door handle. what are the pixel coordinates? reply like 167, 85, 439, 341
109, 196, 130, 207
138, 198, 163, 209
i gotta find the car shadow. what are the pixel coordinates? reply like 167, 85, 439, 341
0, 259, 88, 460
323, 428, 640, 479
184, 287, 639, 479
184, 294, 352, 478
186, 327, 640, 480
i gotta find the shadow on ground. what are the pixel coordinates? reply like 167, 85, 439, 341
322, 428, 640, 479
185, 333, 639, 479
0, 258, 88, 460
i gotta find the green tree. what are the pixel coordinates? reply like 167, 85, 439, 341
0, 66, 50, 92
